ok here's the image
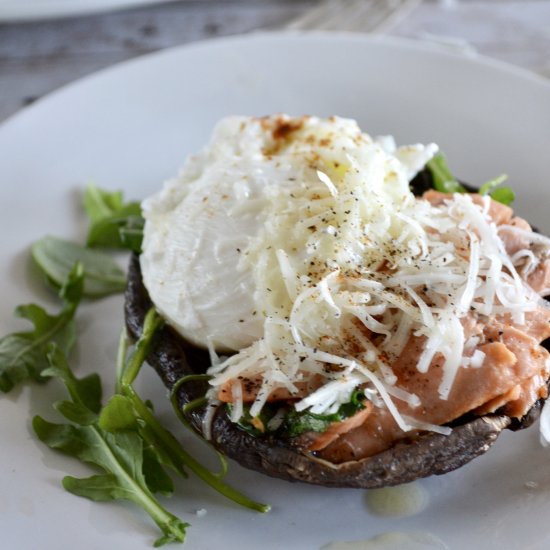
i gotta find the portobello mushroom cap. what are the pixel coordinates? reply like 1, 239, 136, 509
125, 172, 549, 488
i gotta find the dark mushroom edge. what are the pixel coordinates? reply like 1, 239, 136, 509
124, 172, 549, 489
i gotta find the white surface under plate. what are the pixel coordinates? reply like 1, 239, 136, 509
0, 0, 174, 21
1, 32, 550, 550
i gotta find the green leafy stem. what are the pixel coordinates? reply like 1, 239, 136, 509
118, 310, 271, 514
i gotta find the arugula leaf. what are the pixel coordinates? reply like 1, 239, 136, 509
147, 382, 271, 512
34, 344, 188, 547
427, 153, 515, 205
43, 344, 102, 413
54, 399, 98, 426
426, 153, 466, 194
32, 236, 126, 297
99, 394, 138, 431
0, 264, 83, 393
478, 174, 508, 196
479, 174, 515, 205
87, 208, 144, 252
34, 416, 187, 547
489, 186, 516, 206
84, 184, 144, 253
118, 223, 145, 253
142, 447, 176, 497
83, 185, 125, 223
35, 311, 268, 546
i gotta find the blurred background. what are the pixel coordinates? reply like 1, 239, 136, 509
1, 0, 549, 123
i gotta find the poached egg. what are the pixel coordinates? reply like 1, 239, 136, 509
140, 115, 437, 353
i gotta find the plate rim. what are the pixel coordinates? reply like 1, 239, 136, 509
2, 30, 549, 130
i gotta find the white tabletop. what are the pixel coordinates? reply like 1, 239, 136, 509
0, 0, 549, 123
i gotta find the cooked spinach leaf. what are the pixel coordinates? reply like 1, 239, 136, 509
282, 390, 367, 438
227, 402, 279, 437
232, 390, 367, 439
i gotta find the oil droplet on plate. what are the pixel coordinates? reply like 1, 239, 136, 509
321, 531, 449, 550
365, 482, 429, 517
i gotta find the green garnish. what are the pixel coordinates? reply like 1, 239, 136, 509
1, 184, 270, 546
232, 390, 367, 439
282, 390, 367, 438
34, 344, 188, 547
427, 152, 515, 205
84, 184, 144, 252
83, 184, 127, 222
0, 263, 83, 392
32, 235, 126, 297
33, 308, 269, 547
479, 174, 516, 206
228, 402, 279, 437
489, 186, 516, 206
426, 153, 466, 193
478, 174, 508, 195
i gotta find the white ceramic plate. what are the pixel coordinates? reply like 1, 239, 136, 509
0, 0, 173, 21
1, 32, 550, 550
